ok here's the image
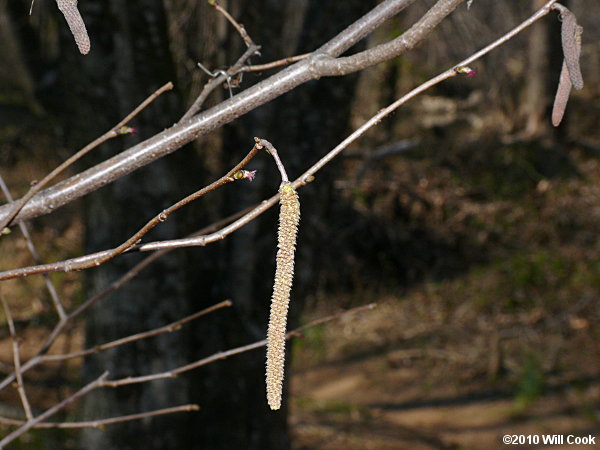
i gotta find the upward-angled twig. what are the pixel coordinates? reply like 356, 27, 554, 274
0, 372, 109, 447
102, 303, 376, 388
0, 404, 200, 429
0, 176, 66, 320
0, 291, 33, 421
0, 82, 173, 233
208, 0, 255, 47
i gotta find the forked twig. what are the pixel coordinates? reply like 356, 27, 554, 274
0, 211, 254, 395
0, 291, 33, 421
0, 305, 373, 435
182, 45, 260, 121
180, 1, 261, 121
130, 0, 561, 255
0, 300, 231, 392
0, 175, 66, 320
0, 140, 259, 280
208, 0, 255, 47
0, 372, 109, 447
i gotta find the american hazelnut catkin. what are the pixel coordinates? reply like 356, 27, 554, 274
266, 182, 300, 410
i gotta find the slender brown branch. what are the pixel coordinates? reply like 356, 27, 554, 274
238, 53, 311, 73
255, 138, 289, 183
209, 0, 255, 47
0, 82, 173, 233
0, 291, 33, 421
78, 142, 260, 268
0, 299, 231, 392
0, 143, 260, 280
42, 300, 232, 363
103, 303, 376, 388
0, 404, 199, 429
0, 175, 66, 320
0, 209, 254, 395
0, 372, 109, 447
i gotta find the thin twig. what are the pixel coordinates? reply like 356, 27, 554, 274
0, 82, 174, 233
102, 303, 376, 388
0, 404, 199, 429
0, 291, 33, 421
0, 372, 109, 447
255, 138, 289, 183
41, 300, 232, 363
181, 0, 261, 121
0, 210, 253, 395
0, 142, 260, 280
209, 0, 255, 47
0, 175, 66, 320
0, 299, 231, 392
238, 53, 311, 73
76, 142, 260, 268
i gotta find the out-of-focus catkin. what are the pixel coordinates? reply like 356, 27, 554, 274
266, 183, 300, 410
56, 0, 91, 55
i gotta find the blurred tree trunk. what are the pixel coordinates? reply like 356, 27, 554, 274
57, 1, 194, 449
521, 0, 551, 137
55, 0, 371, 449
0, 0, 40, 113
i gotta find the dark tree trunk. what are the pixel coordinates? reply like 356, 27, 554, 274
55, 0, 370, 448
57, 1, 196, 449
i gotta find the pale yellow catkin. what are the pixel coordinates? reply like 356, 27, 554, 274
266, 183, 300, 410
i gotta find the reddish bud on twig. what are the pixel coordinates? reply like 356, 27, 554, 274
118, 126, 138, 135
233, 170, 257, 182
455, 66, 478, 78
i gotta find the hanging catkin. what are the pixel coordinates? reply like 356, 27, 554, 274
266, 182, 300, 410
552, 9, 583, 127
56, 0, 91, 54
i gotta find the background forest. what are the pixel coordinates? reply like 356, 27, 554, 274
0, 0, 599, 448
